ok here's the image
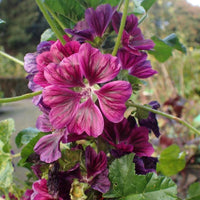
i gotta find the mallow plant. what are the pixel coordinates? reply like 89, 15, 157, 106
0, 0, 199, 199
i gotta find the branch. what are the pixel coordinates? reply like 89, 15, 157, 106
0, 50, 24, 66
127, 101, 200, 135
0, 91, 42, 103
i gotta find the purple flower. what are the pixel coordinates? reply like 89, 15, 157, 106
34, 111, 68, 163
24, 41, 53, 91
58, 163, 81, 200
66, 4, 116, 42
134, 156, 158, 175
117, 49, 157, 78
102, 116, 154, 157
85, 146, 110, 193
112, 12, 155, 55
139, 101, 161, 138
42, 43, 132, 137
34, 130, 68, 163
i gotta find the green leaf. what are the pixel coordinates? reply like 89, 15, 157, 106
149, 36, 173, 62
44, 0, 85, 26
132, 0, 145, 15
41, 28, 57, 41
75, 0, 121, 9
15, 127, 40, 148
0, 155, 13, 189
141, 0, 156, 12
163, 33, 187, 54
157, 144, 186, 176
0, 119, 15, 153
18, 132, 47, 169
186, 182, 200, 200
149, 34, 186, 62
104, 154, 177, 200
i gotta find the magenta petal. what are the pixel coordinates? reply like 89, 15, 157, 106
79, 43, 120, 85
68, 98, 104, 137
36, 51, 54, 71
43, 86, 81, 129
44, 55, 84, 87
118, 49, 147, 70
85, 4, 114, 37
34, 131, 66, 163
95, 81, 132, 123
36, 113, 52, 132
129, 60, 158, 78
50, 40, 80, 61
34, 70, 50, 87
32, 179, 53, 199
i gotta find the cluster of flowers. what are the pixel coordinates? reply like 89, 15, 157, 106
23, 4, 160, 200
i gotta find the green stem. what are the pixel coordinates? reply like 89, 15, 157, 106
112, 0, 129, 56
127, 101, 200, 136
0, 50, 24, 66
0, 91, 42, 103
138, 13, 147, 25
35, 0, 66, 45
117, 0, 124, 11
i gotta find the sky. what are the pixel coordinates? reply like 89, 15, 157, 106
187, 0, 200, 6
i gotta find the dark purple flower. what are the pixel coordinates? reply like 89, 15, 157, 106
134, 156, 158, 175
58, 163, 81, 200
139, 101, 161, 138
102, 116, 154, 157
66, 4, 116, 42
85, 146, 110, 193
112, 12, 155, 55
42, 43, 132, 137
117, 49, 157, 78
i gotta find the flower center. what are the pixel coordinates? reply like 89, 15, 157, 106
80, 86, 92, 100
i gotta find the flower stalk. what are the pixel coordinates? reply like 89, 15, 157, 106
112, 0, 129, 56
35, 0, 66, 45
127, 101, 200, 135
0, 50, 24, 66
0, 91, 42, 103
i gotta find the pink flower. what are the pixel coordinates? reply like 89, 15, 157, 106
42, 43, 132, 137
31, 179, 62, 200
